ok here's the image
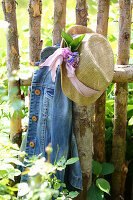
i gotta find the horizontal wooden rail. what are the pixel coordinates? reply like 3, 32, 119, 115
19, 65, 133, 86
113, 65, 133, 83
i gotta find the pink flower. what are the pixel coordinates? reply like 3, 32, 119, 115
62, 47, 72, 58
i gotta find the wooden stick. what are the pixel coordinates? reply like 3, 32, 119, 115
93, 0, 110, 163
76, 0, 88, 26
19, 65, 133, 86
96, 0, 110, 37
2, 0, 22, 147
113, 65, 133, 83
74, 1, 92, 200
29, 0, 43, 63
111, 0, 132, 199
73, 104, 93, 200
52, 0, 66, 45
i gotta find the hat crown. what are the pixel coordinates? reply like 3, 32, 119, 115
76, 33, 114, 91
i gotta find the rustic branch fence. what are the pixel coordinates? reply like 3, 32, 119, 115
2, 0, 133, 199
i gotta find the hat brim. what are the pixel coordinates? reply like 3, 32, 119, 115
61, 61, 103, 105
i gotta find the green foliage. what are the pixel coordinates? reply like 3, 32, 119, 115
0, 135, 24, 199
96, 179, 110, 195
18, 155, 79, 200
88, 184, 104, 200
0, 136, 79, 200
88, 160, 114, 199
61, 30, 85, 51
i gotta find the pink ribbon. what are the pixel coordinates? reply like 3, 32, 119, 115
39, 47, 101, 97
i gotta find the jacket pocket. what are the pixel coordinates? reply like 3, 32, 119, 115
46, 88, 54, 99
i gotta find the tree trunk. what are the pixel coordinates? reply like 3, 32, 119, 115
2, 0, 22, 147
29, 0, 43, 63
73, 105, 93, 200
111, 0, 132, 199
96, 0, 110, 37
93, 0, 110, 163
74, 2, 92, 200
76, 0, 88, 26
53, 0, 66, 45
93, 92, 106, 162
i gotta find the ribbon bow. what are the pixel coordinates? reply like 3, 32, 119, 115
39, 47, 101, 97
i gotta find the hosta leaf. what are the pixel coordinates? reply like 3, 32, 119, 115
128, 116, 133, 126
92, 160, 102, 176
88, 184, 104, 200
96, 178, 110, 194
101, 163, 114, 175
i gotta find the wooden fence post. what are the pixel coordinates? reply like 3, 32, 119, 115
111, 0, 132, 199
73, 105, 93, 200
74, 1, 92, 200
29, 0, 43, 63
76, 0, 88, 26
53, 0, 66, 45
2, 0, 22, 147
93, 0, 110, 163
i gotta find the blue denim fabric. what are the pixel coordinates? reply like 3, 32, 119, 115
20, 46, 82, 190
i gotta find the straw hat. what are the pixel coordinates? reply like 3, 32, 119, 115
60, 25, 114, 106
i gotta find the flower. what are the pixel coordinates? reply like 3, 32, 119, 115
66, 51, 79, 68
62, 47, 72, 58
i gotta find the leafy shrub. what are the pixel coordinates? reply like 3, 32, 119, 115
88, 160, 114, 200
0, 134, 24, 200
18, 154, 79, 200
0, 138, 79, 200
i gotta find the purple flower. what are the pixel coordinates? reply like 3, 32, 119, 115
67, 52, 79, 68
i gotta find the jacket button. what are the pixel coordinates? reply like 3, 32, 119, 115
35, 90, 40, 95
29, 142, 35, 148
32, 116, 37, 122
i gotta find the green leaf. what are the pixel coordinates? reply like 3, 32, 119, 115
65, 157, 79, 165
92, 160, 102, 176
101, 163, 114, 175
18, 182, 29, 197
67, 191, 79, 198
61, 189, 69, 194
130, 43, 133, 50
68, 33, 73, 40
61, 30, 73, 46
4, 158, 24, 166
128, 116, 133, 126
96, 178, 110, 195
56, 156, 66, 167
60, 183, 66, 188
0, 170, 8, 179
54, 182, 61, 190
70, 34, 85, 51
88, 184, 104, 200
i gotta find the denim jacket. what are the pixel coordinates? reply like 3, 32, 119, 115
20, 46, 82, 190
